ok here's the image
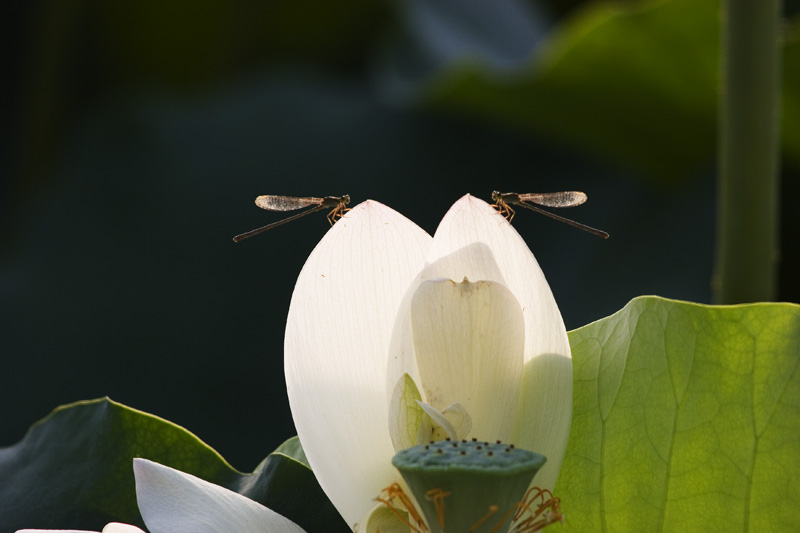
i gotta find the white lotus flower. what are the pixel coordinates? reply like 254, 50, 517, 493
285, 194, 572, 529
25, 195, 571, 533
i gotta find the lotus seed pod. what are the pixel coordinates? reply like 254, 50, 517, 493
392, 439, 547, 533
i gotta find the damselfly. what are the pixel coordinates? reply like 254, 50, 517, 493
233, 195, 350, 242
491, 191, 609, 239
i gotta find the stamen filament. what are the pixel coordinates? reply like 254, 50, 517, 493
513, 487, 549, 522
489, 504, 518, 532
470, 505, 499, 531
425, 488, 451, 531
375, 496, 423, 533
508, 487, 563, 533
377, 483, 429, 532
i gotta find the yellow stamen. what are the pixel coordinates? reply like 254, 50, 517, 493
377, 483, 429, 533
489, 503, 517, 532
513, 487, 548, 522
470, 505, 499, 531
425, 488, 452, 531
376, 482, 563, 533
509, 487, 563, 532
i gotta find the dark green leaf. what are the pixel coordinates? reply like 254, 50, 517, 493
426, 0, 720, 182
0, 398, 347, 532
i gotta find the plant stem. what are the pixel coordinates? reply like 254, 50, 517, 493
713, 0, 782, 303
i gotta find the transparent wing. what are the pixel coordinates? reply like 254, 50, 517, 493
255, 195, 322, 211
518, 191, 587, 208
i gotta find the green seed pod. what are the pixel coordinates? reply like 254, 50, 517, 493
392, 439, 547, 533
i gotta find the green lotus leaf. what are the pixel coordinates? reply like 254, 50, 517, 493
558, 296, 800, 531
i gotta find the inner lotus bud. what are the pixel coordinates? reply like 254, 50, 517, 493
410, 277, 525, 443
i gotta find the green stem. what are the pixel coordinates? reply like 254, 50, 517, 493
713, 0, 782, 303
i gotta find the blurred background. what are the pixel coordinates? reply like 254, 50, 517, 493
3, 0, 799, 472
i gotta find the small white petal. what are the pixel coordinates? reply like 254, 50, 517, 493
417, 401, 459, 441
102, 525, 146, 533
410, 278, 524, 443
285, 201, 431, 526
133, 458, 305, 533
441, 402, 472, 439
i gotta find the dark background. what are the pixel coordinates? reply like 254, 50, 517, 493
3, 0, 799, 472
